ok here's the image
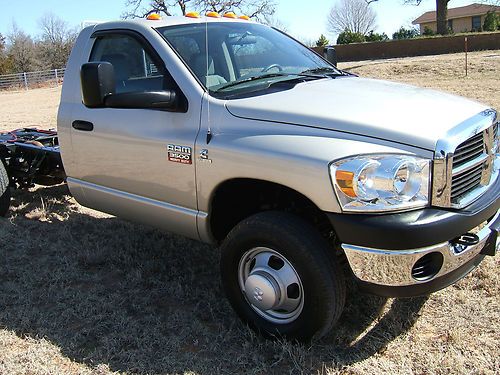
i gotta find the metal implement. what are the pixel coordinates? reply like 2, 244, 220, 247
0, 128, 65, 188
238, 247, 304, 324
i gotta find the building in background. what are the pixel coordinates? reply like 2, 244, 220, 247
413, 3, 500, 33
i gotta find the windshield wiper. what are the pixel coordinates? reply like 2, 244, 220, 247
213, 72, 321, 92
300, 67, 350, 76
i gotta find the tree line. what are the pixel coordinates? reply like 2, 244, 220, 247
0, 13, 77, 75
325, 0, 500, 45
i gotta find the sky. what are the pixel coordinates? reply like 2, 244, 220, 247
0, 0, 477, 42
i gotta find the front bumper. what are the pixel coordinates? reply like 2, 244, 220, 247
327, 180, 500, 297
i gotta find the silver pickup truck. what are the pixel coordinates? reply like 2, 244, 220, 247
0, 14, 498, 341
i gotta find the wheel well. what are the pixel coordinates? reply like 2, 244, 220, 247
209, 178, 335, 243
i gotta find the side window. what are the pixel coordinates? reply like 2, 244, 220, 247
90, 34, 169, 94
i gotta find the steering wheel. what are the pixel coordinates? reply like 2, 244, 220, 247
261, 64, 284, 73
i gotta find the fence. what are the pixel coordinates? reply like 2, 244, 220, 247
0, 68, 66, 90
313, 31, 500, 63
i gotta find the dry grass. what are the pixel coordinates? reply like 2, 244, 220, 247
0, 50, 499, 375
339, 50, 500, 111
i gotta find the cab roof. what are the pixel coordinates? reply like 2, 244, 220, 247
92, 15, 256, 31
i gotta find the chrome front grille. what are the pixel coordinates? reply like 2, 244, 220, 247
450, 134, 487, 203
450, 163, 483, 201
452, 133, 484, 167
432, 109, 498, 209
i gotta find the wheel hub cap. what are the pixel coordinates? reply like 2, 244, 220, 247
244, 271, 280, 311
238, 247, 304, 324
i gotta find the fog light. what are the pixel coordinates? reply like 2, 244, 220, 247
411, 252, 444, 281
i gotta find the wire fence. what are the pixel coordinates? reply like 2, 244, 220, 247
0, 68, 66, 90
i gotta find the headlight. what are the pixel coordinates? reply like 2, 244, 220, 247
330, 154, 431, 213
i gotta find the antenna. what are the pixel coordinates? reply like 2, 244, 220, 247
205, 16, 213, 144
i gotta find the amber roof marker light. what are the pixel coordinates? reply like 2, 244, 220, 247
146, 13, 161, 20
238, 15, 250, 20
185, 11, 200, 18
223, 12, 237, 19
206, 11, 221, 18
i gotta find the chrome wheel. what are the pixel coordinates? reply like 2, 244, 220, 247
238, 247, 304, 324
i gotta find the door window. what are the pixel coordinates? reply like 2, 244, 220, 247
90, 34, 169, 93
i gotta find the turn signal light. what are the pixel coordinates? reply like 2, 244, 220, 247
206, 11, 220, 18
146, 13, 161, 20
335, 170, 356, 198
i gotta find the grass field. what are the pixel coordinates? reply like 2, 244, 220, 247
0, 50, 499, 375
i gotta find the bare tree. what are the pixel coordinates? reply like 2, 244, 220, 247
36, 13, 77, 69
262, 15, 289, 32
0, 33, 9, 74
124, 0, 276, 20
370, 0, 451, 35
405, 0, 450, 35
296, 36, 316, 47
327, 0, 377, 35
196, 0, 276, 19
7, 23, 36, 73
123, 0, 194, 17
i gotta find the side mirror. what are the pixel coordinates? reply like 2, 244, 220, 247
80, 61, 182, 111
81, 62, 115, 108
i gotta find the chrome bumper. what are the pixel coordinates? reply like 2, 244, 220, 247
341, 210, 499, 287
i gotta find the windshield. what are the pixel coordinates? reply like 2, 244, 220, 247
158, 22, 340, 97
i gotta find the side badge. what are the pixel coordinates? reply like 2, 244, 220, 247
167, 144, 192, 164
199, 149, 212, 164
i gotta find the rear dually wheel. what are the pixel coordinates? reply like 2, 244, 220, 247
0, 159, 11, 217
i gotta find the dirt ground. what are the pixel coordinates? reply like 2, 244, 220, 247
0, 86, 61, 132
0, 50, 499, 375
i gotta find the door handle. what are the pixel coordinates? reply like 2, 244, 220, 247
72, 120, 94, 131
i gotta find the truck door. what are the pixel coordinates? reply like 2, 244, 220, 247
68, 30, 201, 239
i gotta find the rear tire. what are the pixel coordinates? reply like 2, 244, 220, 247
220, 211, 345, 342
0, 159, 11, 217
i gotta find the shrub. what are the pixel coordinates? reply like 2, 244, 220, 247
392, 26, 419, 40
336, 29, 365, 44
423, 26, 435, 36
483, 11, 499, 32
315, 34, 329, 47
365, 31, 389, 42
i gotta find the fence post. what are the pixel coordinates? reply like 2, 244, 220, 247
464, 37, 468, 77
23, 72, 28, 90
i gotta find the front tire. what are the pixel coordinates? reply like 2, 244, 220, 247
0, 159, 11, 217
220, 211, 345, 342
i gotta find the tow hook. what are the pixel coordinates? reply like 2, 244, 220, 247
451, 233, 479, 255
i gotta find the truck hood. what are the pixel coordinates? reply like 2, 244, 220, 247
225, 77, 489, 151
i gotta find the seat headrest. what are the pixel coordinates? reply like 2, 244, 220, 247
191, 54, 216, 79
101, 53, 130, 82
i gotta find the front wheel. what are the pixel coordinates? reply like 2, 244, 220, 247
220, 211, 345, 341
0, 159, 11, 217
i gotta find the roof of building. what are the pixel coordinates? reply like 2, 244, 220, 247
413, 3, 500, 25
